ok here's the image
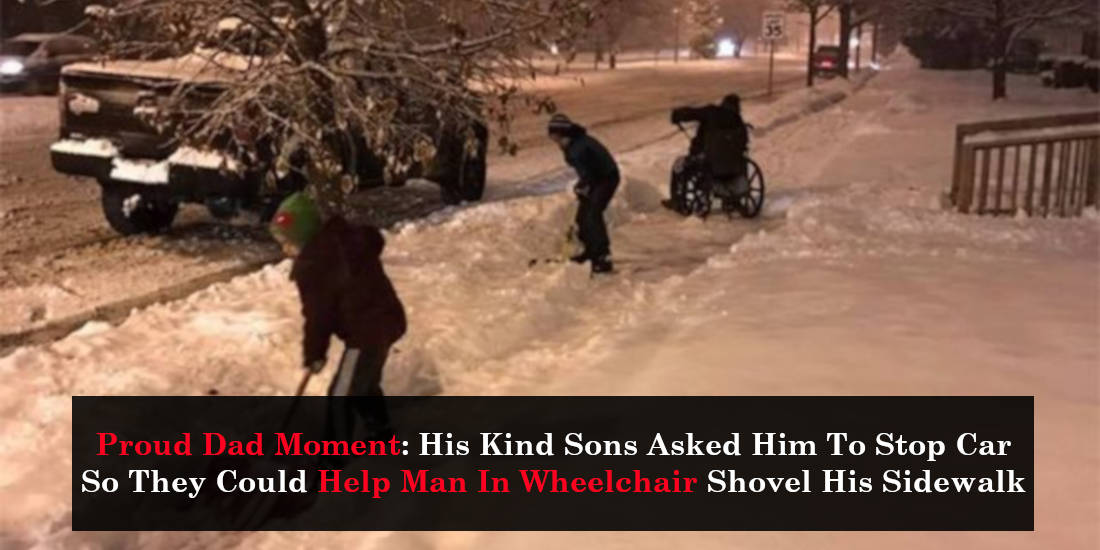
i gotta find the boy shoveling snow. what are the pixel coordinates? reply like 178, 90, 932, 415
270, 192, 406, 435
548, 113, 621, 275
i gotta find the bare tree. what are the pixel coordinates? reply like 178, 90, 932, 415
80, 0, 595, 208
834, 0, 891, 77
788, 0, 836, 86
591, 0, 668, 69
687, 0, 723, 33
903, 0, 1091, 99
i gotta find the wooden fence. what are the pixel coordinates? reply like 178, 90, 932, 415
950, 111, 1100, 217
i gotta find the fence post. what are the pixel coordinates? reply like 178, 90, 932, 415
1087, 137, 1100, 208
1041, 142, 1055, 217
957, 144, 976, 213
950, 126, 966, 207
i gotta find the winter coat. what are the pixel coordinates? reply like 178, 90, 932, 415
291, 217, 407, 366
671, 105, 749, 178
561, 125, 621, 193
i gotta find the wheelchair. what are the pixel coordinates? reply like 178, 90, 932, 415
669, 154, 766, 219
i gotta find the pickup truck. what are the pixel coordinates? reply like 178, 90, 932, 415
50, 53, 488, 235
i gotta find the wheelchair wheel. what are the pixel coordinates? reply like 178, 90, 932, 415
737, 159, 765, 218
680, 164, 712, 218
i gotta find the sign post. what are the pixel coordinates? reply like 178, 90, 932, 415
762, 11, 787, 96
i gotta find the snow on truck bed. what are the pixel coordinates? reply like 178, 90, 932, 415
2, 53, 1098, 549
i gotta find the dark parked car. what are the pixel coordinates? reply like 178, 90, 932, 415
49, 53, 489, 235
0, 33, 96, 94
813, 45, 843, 78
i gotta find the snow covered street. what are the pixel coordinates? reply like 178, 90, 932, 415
2, 51, 1098, 549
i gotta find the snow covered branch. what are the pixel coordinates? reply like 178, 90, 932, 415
81, 0, 597, 204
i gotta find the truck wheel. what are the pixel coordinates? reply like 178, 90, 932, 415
205, 197, 240, 220
441, 151, 487, 205
100, 182, 179, 235
459, 153, 487, 201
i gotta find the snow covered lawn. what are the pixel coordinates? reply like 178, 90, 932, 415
1, 53, 1098, 549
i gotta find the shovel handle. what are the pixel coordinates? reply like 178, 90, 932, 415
279, 369, 313, 432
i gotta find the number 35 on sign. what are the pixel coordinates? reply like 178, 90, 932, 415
762, 12, 786, 41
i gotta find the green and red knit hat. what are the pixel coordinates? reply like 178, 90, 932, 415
270, 192, 321, 248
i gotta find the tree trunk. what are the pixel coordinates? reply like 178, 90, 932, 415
871, 21, 879, 64
991, 0, 1008, 100
855, 24, 862, 72
806, 7, 818, 87
838, 2, 852, 79
610, 51, 617, 69
992, 29, 1008, 100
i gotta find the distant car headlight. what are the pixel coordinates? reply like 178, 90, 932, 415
717, 39, 736, 58
0, 60, 25, 75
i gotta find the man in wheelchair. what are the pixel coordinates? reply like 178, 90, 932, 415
662, 93, 756, 217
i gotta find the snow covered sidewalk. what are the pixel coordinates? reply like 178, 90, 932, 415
2, 53, 1098, 549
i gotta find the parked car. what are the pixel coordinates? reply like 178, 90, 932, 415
813, 45, 843, 78
1040, 54, 1092, 89
0, 33, 96, 94
689, 33, 718, 60
49, 53, 489, 235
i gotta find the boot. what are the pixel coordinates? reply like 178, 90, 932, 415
591, 256, 614, 275
569, 250, 590, 264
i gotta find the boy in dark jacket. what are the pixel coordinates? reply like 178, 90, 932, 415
270, 192, 406, 432
547, 113, 621, 274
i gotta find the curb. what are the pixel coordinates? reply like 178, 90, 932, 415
757, 70, 878, 138
0, 257, 279, 357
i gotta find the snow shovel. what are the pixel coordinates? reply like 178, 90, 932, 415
528, 200, 581, 267
280, 369, 314, 432
227, 369, 316, 529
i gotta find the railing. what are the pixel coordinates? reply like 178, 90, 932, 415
950, 111, 1100, 217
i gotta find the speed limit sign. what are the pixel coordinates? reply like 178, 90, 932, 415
761, 11, 786, 97
762, 11, 786, 41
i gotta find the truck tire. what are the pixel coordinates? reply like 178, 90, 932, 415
100, 181, 179, 235
459, 153, 487, 201
440, 144, 488, 205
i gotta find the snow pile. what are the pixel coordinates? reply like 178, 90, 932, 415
712, 181, 1097, 267
168, 146, 241, 172
50, 138, 119, 158
749, 77, 855, 133
882, 47, 922, 71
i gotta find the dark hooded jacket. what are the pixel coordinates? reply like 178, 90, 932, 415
671, 104, 749, 178
291, 217, 406, 365
561, 124, 621, 192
